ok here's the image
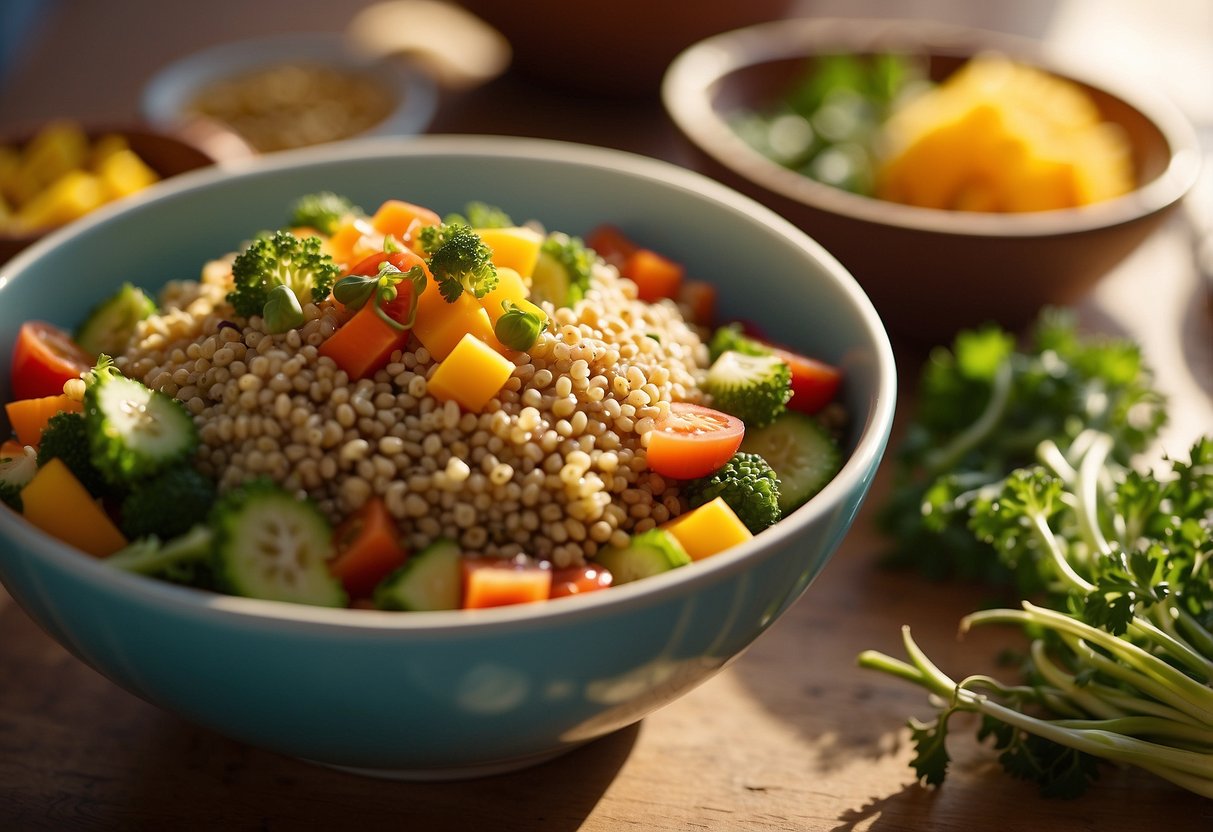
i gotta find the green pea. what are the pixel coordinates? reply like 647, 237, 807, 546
494, 301, 546, 352
263, 285, 304, 333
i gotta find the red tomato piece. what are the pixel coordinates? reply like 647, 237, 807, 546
462, 557, 553, 609
329, 497, 408, 598
646, 402, 745, 480
10, 321, 94, 400
767, 346, 842, 415
586, 224, 638, 267
549, 564, 613, 599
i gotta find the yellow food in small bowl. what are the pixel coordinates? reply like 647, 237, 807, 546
874, 54, 1135, 212
0, 122, 160, 235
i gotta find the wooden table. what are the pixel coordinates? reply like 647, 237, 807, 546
2, 2, 1211, 829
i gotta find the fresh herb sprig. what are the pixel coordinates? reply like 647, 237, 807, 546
332, 260, 427, 331
878, 309, 1167, 590
861, 433, 1213, 799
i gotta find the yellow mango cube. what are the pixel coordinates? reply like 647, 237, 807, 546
476, 226, 543, 278
14, 170, 105, 232
21, 458, 128, 557
88, 133, 130, 168
427, 333, 516, 413
19, 121, 89, 195
95, 147, 159, 199
661, 497, 752, 561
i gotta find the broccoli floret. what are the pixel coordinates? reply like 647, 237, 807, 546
120, 467, 217, 540
227, 230, 341, 331
106, 524, 217, 588
287, 192, 361, 235
529, 232, 595, 307
683, 452, 782, 534
85, 360, 199, 485
707, 322, 771, 363
444, 201, 513, 229
1, 444, 37, 511
37, 411, 108, 497
417, 223, 499, 302
704, 349, 792, 428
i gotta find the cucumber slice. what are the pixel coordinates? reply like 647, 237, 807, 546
595, 528, 691, 585
528, 249, 574, 307
740, 411, 842, 513
213, 481, 347, 607
86, 373, 198, 482
75, 283, 156, 357
374, 539, 463, 611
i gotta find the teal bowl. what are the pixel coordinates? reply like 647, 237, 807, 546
0, 137, 895, 778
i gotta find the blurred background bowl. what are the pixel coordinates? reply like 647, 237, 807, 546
663, 17, 1203, 345
457, 0, 795, 97
0, 136, 895, 778
0, 123, 215, 264
141, 31, 438, 155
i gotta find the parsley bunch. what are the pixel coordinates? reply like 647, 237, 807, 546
861, 433, 1213, 798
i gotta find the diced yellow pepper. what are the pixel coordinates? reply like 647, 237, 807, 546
476, 226, 543, 278
426, 333, 515, 413
14, 170, 105, 232
20, 458, 128, 557
413, 290, 500, 360
479, 266, 529, 324
661, 497, 752, 560
95, 147, 159, 199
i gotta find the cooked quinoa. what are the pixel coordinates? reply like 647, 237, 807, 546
117, 253, 709, 568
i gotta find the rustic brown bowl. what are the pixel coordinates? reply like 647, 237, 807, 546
662, 18, 1203, 344
459, 0, 795, 97
0, 125, 216, 263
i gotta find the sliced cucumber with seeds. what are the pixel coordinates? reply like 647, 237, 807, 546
212, 480, 347, 607
75, 283, 156, 357
374, 539, 463, 611
740, 411, 842, 513
85, 372, 198, 483
594, 528, 691, 585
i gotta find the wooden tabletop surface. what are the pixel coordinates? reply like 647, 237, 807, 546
1, 1, 1211, 829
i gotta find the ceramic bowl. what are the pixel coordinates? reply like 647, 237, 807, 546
663, 18, 1202, 344
141, 32, 438, 153
0, 136, 895, 778
0, 125, 215, 264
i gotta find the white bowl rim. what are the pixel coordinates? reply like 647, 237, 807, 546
0, 134, 896, 637
140, 30, 438, 143
662, 16, 1203, 239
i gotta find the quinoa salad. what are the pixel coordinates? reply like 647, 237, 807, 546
1, 194, 846, 610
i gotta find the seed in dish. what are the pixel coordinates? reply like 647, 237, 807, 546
185, 62, 396, 153
1, 195, 846, 610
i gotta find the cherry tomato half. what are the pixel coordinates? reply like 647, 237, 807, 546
9, 321, 94, 400
768, 346, 842, 415
646, 402, 745, 480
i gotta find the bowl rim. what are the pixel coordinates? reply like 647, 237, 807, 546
0, 134, 897, 637
139, 30, 438, 145
662, 16, 1203, 238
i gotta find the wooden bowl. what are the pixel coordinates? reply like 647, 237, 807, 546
0, 125, 215, 264
662, 18, 1203, 344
